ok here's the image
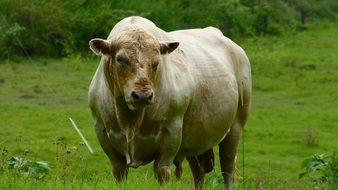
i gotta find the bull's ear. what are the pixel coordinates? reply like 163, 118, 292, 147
160, 41, 179, 54
89, 38, 111, 55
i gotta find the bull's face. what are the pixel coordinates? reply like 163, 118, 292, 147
89, 29, 179, 110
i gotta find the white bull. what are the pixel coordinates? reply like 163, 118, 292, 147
88, 16, 251, 189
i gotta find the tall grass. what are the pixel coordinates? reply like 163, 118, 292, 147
0, 22, 337, 189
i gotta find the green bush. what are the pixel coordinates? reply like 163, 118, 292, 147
0, 0, 337, 57
0, 0, 147, 57
7, 156, 51, 180
299, 152, 338, 189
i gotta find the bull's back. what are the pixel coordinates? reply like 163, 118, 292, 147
170, 28, 243, 156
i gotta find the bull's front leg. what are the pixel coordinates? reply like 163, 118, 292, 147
154, 118, 183, 185
94, 117, 128, 182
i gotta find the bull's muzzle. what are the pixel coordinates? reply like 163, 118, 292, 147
131, 90, 154, 106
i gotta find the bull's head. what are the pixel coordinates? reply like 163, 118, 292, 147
89, 29, 179, 110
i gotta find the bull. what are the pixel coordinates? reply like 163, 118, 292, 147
88, 16, 251, 189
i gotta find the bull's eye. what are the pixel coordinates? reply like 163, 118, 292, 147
116, 56, 123, 63
115, 55, 128, 66
116, 57, 123, 62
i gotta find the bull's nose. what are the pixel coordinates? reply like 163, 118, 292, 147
131, 91, 153, 104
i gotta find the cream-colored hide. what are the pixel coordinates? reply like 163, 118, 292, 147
88, 16, 251, 190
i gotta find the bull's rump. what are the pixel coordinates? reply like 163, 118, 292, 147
170, 28, 241, 156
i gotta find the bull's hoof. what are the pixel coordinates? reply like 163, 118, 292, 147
155, 166, 171, 185
112, 166, 128, 182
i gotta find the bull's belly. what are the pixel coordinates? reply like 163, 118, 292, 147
179, 117, 235, 156
107, 129, 159, 167
179, 98, 238, 157
178, 71, 239, 156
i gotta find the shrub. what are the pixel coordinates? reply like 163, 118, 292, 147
299, 152, 338, 189
7, 156, 51, 180
0, 0, 147, 57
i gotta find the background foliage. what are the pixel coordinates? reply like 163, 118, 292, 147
0, 1, 338, 189
1, 0, 338, 57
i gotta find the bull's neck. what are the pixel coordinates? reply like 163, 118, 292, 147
114, 96, 145, 130
102, 59, 145, 132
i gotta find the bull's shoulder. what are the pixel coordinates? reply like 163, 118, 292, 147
170, 26, 220, 34
198, 27, 249, 62
204, 26, 224, 36
170, 27, 230, 50
88, 61, 114, 113
88, 76, 103, 115
201, 27, 244, 52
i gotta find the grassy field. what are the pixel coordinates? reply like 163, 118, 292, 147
0, 23, 337, 189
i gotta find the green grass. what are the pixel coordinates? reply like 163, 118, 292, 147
1, 23, 337, 189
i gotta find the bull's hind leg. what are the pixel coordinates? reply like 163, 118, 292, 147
112, 164, 128, 182
187, 149, 215, 189
218, 123, 241, 190
219, 103, 250, 190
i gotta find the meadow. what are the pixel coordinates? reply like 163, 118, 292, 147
0, 23, 337, 189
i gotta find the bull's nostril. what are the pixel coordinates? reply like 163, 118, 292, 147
131, 91, 139, 100
148, 92, 153, 100
131, 91, 153, 104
